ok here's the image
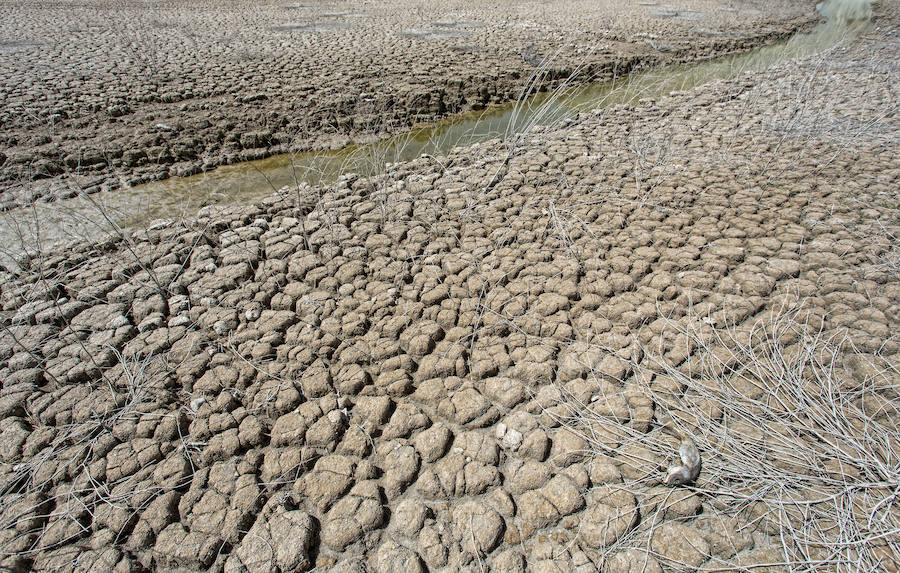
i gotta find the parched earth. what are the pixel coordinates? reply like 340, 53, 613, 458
1, 2, 899, 573
0, 0, 821, 210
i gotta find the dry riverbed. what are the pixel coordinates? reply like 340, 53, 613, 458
1, 1, 898, 572
0, 0, 820, 211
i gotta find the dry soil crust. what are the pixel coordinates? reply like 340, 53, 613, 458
0, 0, 819, 210
1, 2, 898, 573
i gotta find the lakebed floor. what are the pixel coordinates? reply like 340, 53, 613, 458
1, 1, 899, 572
0, 0, 820, 211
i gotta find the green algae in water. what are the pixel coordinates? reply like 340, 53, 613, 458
0, 19, 869, 263
131, 19, 866, 221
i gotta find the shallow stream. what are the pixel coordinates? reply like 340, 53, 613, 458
0, 16, 867, 265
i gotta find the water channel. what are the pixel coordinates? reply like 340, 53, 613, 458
0, 15, 867, 266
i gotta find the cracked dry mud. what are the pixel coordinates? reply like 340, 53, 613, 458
0, 0, 819, 210
1, 1, 899, 573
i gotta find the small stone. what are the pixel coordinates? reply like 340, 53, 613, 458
501, 428, 523, 451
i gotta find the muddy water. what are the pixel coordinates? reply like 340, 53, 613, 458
0, 19, 867, 266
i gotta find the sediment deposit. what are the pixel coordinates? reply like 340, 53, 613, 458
0, 0, 819, 210
1, 1, 898, 572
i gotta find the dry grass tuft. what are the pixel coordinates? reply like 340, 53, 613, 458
557, 299, 900, 571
